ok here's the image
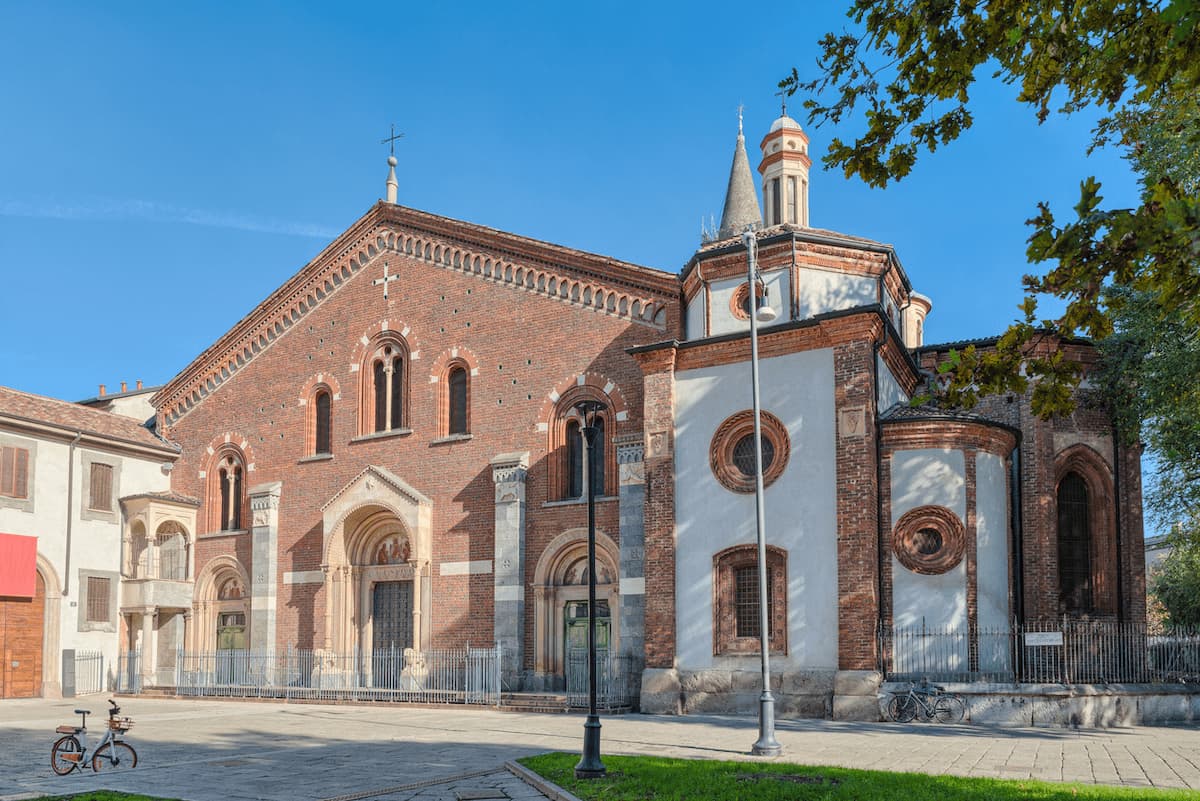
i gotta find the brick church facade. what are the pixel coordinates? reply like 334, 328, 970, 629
145, 112, 1145, 718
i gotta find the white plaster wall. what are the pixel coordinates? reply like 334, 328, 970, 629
685, 290, 706, 342
876, 354, 908, 412
0, 429, 170, 687
104, 393, 156, 423
674, 348, 838, 671
976, 451, 1012, 672
796, 268, 877, 320
707, 268, 790, 337
890, 449, 966, 632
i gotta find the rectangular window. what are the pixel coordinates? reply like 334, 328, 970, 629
787, 177, 797, 224
0, 445, 29, 499
88, 462, 113, 511
770, 178, 781, 226
86, 576, 110, 622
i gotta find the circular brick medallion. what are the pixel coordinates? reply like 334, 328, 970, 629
710, 410, 790, 493
892, 505, 965, 575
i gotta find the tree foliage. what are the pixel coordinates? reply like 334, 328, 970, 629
1151, 524, 1200, 627
781, 0, 1200, 419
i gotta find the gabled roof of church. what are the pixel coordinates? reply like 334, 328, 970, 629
153, 202, 680, 428
0, 385, 177, 454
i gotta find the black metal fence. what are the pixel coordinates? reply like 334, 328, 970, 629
881, 620, 1200, 684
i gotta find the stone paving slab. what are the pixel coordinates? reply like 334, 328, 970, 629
1, 697, 1199, 800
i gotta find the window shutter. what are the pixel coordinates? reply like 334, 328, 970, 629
89, 463, 113, 511
1, 446, 30, 499
86, 576, 110, 622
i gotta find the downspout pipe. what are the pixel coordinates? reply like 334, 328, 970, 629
64, 431, 82, 595
1112, 422, 1125, 622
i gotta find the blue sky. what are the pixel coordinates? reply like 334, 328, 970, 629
0, 2, 1139, 403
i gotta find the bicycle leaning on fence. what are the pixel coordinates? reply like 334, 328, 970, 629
51, 699, 138, 774
886, 679, 966, 723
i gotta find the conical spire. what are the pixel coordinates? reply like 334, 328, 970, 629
717, 110, 762, 240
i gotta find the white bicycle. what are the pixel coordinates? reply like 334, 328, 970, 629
51, 699, 138, 774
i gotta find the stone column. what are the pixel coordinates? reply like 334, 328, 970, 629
615, 436, 646, 685
248, 481, 283, 653
140, 609, 157, 686
491, 451, 529, 689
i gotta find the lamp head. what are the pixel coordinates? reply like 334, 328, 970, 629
755, 285, 778, 323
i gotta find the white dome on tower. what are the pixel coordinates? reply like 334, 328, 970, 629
769, 114, 803, 133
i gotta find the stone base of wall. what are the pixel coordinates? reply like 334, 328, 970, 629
641, 668, 837, 718
880, 682, 1200, 727
832, 670, 883, 721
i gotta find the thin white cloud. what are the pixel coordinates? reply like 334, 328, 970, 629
0, 197, 339, 239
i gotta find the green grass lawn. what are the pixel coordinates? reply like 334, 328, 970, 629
519, 753, 1200, 801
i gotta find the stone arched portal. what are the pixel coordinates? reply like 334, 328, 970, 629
531, 528, 619, 686
321, 466, 432, 655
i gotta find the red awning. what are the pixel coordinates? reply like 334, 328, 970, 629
0, 533, 37, 598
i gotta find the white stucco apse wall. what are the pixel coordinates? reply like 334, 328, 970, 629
795, 268, 877, 320
707, 268, 790, 337
673, 348, 838, 671
890, 449, 967, 631
876, 354, 908, 412
975, 451, 1012, 671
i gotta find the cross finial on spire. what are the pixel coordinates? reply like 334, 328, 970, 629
775, 89, 787, 118
381, 123, 405, 156
737, 103, 744, 134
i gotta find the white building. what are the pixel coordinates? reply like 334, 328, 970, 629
0, 385, 187, 698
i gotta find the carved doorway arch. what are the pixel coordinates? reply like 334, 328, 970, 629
531, 528, 619, 685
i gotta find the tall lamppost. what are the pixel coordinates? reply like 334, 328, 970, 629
743, 225, 782, 757
574, 399, 607, 778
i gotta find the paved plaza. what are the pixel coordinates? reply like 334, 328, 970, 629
1, 698, 1199, 800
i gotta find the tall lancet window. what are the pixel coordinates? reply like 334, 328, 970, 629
218, 454, 244, 531
448, 366, 468, 435
787, 177, 797, 224
359, 333, 412, 437
1057, 472, 1093, 612
770, 178, 781, 226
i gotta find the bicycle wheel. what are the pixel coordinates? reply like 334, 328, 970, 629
51, 735, 83, 775
933, 694, 966, 723
891, 693, 918, 722
92, 741, 137, 771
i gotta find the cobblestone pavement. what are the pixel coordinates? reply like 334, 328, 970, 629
1, 697, 1199, 800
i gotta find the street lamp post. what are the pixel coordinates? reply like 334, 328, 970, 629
743, 225, 782, 757
574, 399, 607, 778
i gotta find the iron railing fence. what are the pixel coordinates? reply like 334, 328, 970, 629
881, 619, 1200, 685
166, 644, 501, 705
114, 650, 142, 694
132, 549, 188, 581
566, 650, 637, 709
72, 650, 105, 696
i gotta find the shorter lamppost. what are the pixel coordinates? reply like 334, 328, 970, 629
574, 399, 607, 779
743, 225, 782, 757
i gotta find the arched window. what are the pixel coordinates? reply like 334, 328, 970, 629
1057, 471, 1093, 613
713, 544, 787, 655
448, 365, 468, 435
314, 389, 332, 454
359, 335, 410, 436
563, 410, 606, 500
209, 449, 247, 532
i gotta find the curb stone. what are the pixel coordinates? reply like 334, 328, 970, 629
505, 760, 585, 801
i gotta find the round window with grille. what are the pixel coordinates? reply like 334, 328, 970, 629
710, 410, 789, 493
892, 506, 965, 575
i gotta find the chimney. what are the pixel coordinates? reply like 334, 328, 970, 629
120, 381, 128, 393
136, 379, 143, 390
98, 384, 106, 397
